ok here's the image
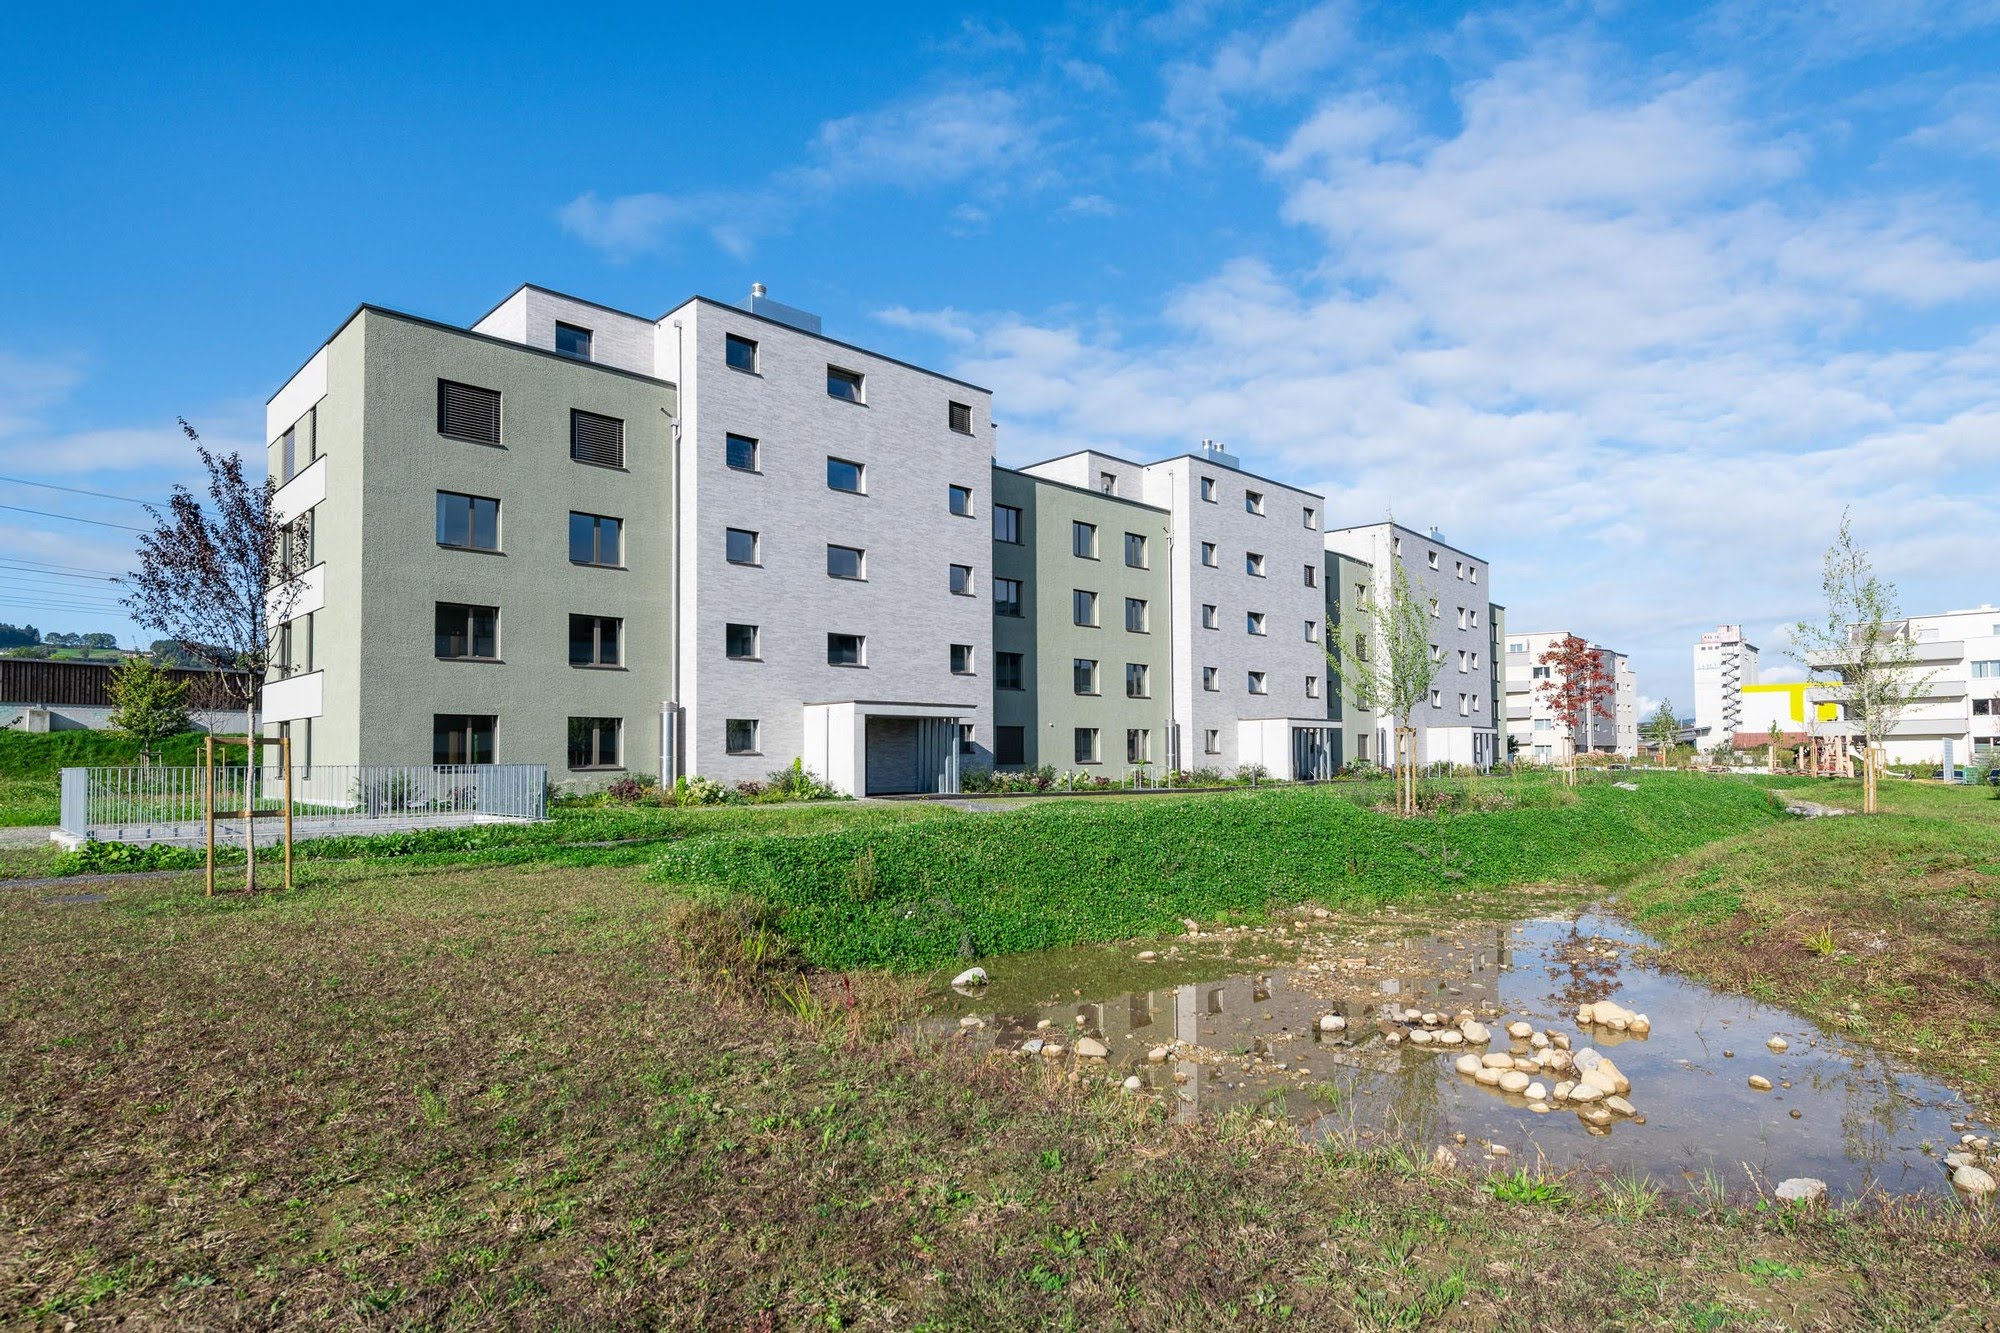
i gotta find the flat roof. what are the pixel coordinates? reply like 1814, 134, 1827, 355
669, 294, 993, 395
993, 463, 1171, 516
1019, 447, 1330, 503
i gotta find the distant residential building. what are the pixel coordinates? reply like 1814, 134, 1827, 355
1809, 605, 2000, 765
1323, 522, 1504, 770
1692, 624, 1759, 747
1503, 630, 1638, 760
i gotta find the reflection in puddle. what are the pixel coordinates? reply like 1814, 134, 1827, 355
931, 911, 1989, 1200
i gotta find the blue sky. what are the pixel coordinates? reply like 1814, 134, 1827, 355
3, 0, 1996, 709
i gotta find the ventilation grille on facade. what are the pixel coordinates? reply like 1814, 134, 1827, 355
570, 410, 625, 468
437, 380, 502, 444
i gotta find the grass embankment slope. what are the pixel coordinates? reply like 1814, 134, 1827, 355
4, 858, 1994, 1327
649, 774, 1784, 969
1623, 777, 2000, 1100
0, 730, 208, 827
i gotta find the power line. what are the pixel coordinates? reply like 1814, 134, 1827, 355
0, 555, 125, 577
0, 474, 150, 506
0, 504, 146, 532
0, 565, 120, 584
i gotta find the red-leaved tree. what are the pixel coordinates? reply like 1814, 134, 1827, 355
1535, 634, 1615, 785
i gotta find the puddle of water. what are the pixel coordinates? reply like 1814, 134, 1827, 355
931, 910, 1990, 1200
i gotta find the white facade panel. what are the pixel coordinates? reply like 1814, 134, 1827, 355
272, 454, 327, 526
267, 346, 328, 443
262, 669, 324, 724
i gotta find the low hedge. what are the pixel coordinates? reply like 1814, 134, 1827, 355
645, 774, 1786, 970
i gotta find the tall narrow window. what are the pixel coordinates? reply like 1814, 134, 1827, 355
950, 564, 975, 596
1204, 729, 1220, 754
1200, 477, 1217, 502
950, 643, 975, 675
949, 400, 973, 434
1125, 662, 1149, 698
1073, 658, 1098, 695
1203, 666, 1219, 691
280, 427, 296, 483
1304, 563, 1318, 588
1245, 552, 1265, 577
725, 334, 758, 372
996, 652, 1024, 689
1124, 532, 1147, 568
436, 491, 500, 551
1200, 542, 1218, 567
568, 512, 623, 567
1125, 597, 1148, 633
1072, 521, 1098, 559
567, 716, 621, 769
994, 577, 1023, 618
995, 726, 1026, 765
437, 380, 501, 444
1073, 589, 1099, 627
555, 322, 593, 360
1074, 727, 1101, 764
1244, 490, 1264, 515
949, 484, 974, 517
1126, 729, 1150, 764
434, 603, 498, 660
1201, 604, 1219, 630
1302, 505, 1316, 529
570, 409, 625, 468
569, 615, 622, 667
726, 433, 759, 471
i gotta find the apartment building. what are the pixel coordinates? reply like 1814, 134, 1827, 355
1502, 630, 1638, 759
1691, 623, 1759, 747
1809, 605, 2000, 765
261, 280, 1507, 791
1323, 523, 1505, 769
1020, 442, 1336, 777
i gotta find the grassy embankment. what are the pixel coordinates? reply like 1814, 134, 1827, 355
4, 855, 1995, 1327
1621, 775, 2000, 1100
647, 772, 1785, 969
0, 729, 209, 827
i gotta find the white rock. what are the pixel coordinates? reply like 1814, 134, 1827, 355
1767, 1036, 1790, 1052
951, 967, 989, 988
1569, 1083, 1605, 1104
1604, 1096, 1636, 1117
1409, 1028, 1434, 1045
1432, 1145, 1458, 1172
1036, 1018, 1053, 1030
1775, 1177, 1827, 1204
1529, 1101, 1551, 1113
1748, 1075, 1773, 1091
1579, 1107, 1613, 1127
1582, 1068, 1619, 1096
1147, 1046, 1168, 1063
1499, 1071, 1531, 1094
1629, 1015, 1651, 1036
1573, 1048, 1602, 1074
1123, 1075, 1144, 1092
1021, 1038, 1045, 1055
1481, 1053, 1514, 1070
1437, 1030, 1465, 1047
1953, 1165, 1997, 1197
1042, 1043, 1064, 1058
1455, 1054, 1483, 1076
1576, 1004, 1595, 1024
1530, 1032, 1550, 1050
1525, 1082, 1546, 1101
1459, 1020, 1490, 1043
1506, 1021, 1533, 1040
1320, 1014, 1346, 1032
1137, 951, 1158, 962
1475, 1067, 1504, 1086
1489, 1144, 1510, 1158
1553, 1080, 1575, 1101
1075, 1037, 1109, 1059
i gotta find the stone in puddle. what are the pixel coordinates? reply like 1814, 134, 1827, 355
1475, 1067, 1504, 1086
1481, 1053, 1514, 1070
1458, 1020, 1490, 1044
1604, 1096, 1636, 1117
1320, 1014, 1346, 1032
1579, 1107, 1614, 1128
1075, 1037, 1108, 1059
1147, 1046, 1168, 1063
1748, 1075, 1773, 1091
1437, 1030, 1465, 1047
1953, 1165, 1997, 1197
1529, 1101, 1551, 1113
1768, 1036, 1790, 1053
1568, 1083, 1605, 1104
1506, 1021, 1533, 1040
1525, 1082, 1546, 1102
1776, 1178, 1827, 1204
1455, 1054, 1483, 1076
1498, 1071, 1531, 1094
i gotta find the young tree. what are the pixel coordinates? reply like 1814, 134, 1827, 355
1328, 558, 1436, 815
1792, 513, 1937, 814
122, 420, 312, 886
1642, 698, 1681, 766
106, 656, 190, 767
1535, 635, 1615, 787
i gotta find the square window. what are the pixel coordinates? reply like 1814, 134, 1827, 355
570, 409, 624, 468
995, 725, 1025, 765
949, 484, 974, 517
434, 602, 498, 660
1200, 542, 1218, 567
1204, 729, 1220, 755
1200, 477, 1217, 503
569, 614, 622, 667
1072, 521, 1098, 559
827, 457, 865, 493
726, 433, 759, 471
958, 722, 975, 756
827, 633, 866, 666
996, 651, 1024, 689
566, 716, 621, 770
1073, 658, 1098, 695
951, 643, 975, 675
569, 511, 622, 566
1201, 604, 1219, 630
725, 718, 760, 754
1245, 490, 1264, 515
725, 623, 759, 660
1247, 611, 1267, 636
555, 322, 592, 361
1245, 552, 1265, 577
432, 714, 495, 766
950, 564, 975, 596
726, 527, 760, 565
949, 400, 973, 434
827, 544, 865, 580
437, 380, 501, 445
994, 577, 1024, 617
1203, 666, 1219, 691
725, 334, 758, 372
436, 491, 500, 551
1073, 589, 1098, 626
1074, 727, 1100, 764
994, 504, 1022, 544
1124, 532, 1148, 568
1125, 662, 1149, 698
1125, 597, 1148, 633
1248, 670, 1267, 695
827, 365, 864, 402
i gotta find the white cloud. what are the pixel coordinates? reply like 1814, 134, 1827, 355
1060, 193, 1118, 218
1149, 1, 1353, 157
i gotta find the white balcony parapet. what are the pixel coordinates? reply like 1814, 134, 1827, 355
273, 455, 327, 526
268, 346, 328, 442
262, 669, 324, 724
266, 562, 325, 627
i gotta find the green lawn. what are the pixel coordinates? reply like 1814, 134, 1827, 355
3, 858, 1992, 1327
1621, 776, 2000, 1099
648, 772, 1785, 968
